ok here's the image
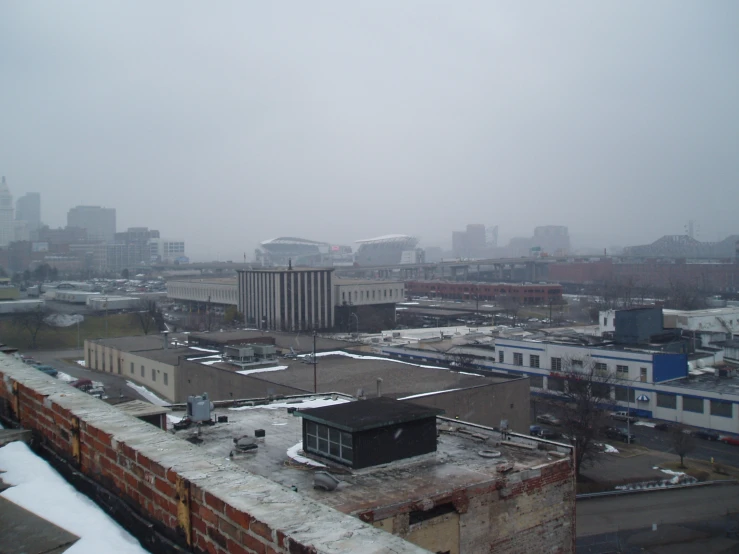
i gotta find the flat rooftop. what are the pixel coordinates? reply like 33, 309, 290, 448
188, 330, 358, 352
167, 277, 237, 285
666, 373, 739, 397
169, 395, 569, 516
232, 354, 509, 398
334, 278, 403, 286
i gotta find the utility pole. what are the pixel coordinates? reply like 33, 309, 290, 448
313, 329, 317, 394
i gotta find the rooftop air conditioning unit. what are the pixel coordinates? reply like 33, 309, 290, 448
187, 393, 214, 422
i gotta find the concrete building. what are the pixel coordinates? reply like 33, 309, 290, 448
166, 277, 239, 307
407, 280, 563, 305
257, 236, 353, 267
67, 205, 116, 243
15, 192, 41, 231
148, 238, 186, 263
84, 330, 531, 434
238, 268, 335, 331
451, 224, 486, 257
0, 177, 14, 247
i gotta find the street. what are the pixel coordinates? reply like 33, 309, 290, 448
28, 349, 151, 403
577, 485, 739, 537
532, 399, 739, 467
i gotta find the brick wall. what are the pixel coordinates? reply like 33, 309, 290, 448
0, 356, 429, 554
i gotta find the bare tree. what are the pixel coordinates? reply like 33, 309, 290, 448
671, 425, 695, 468
556, 356, 616, 477
12, 305, 48, 349
131, 299, 164, 335
445, 350, 477, 370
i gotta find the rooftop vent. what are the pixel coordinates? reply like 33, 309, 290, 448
296, 397, 444, 470
187, 393, 213, 422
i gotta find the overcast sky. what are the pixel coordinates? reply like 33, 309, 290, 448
1, 1, 737, 260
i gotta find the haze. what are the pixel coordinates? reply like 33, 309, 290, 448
1, 1, 738, 261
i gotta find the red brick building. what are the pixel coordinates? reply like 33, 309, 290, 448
407, 280, 563, 304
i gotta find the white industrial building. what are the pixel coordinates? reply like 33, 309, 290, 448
148, 238, 186, 263
166, 278, 238, 307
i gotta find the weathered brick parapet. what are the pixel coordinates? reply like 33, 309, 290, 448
0, 357, 430, 554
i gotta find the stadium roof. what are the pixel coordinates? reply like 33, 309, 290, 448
260, 237, 329, 247
355, 234, 418, 245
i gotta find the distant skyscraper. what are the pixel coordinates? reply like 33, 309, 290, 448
0, 177, 14, 247
67, 205, 116, 242
15, 192, 41, 231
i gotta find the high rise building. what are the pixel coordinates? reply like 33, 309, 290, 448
15, 192, 41, 231
67, 206, 116, 243
0, 177, 14, 247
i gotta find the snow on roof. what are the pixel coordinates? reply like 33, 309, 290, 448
0, 441, 149, 554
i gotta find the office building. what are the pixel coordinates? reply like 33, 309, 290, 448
67, 205, 116, 242
0, 177, 14, 247
15, 192, 41, 231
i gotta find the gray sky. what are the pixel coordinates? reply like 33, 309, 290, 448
1, 1, 738, 260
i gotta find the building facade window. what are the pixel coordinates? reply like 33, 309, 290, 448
130, 362, 134, 374
304, 421, 353, 464
141, 365, 145, 377
656, 393, 677, 409
530, 374, 544, 388
163, 373, 168, 386
616, 365, 629, 376
548, 377, 565, 392
640, 367, 648, 382
498, 351, 504, 363
710, 399, 733, 418
513, 353, 523, 366
615, 386, 635, 403
682, 396, 704, 413
595, 362, 608, 373
551, 357, 562, 372
530, 355, 540, 368
152, 369, 156, 382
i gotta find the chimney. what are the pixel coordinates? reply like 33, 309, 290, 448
376, 377, 383, 398
163, 331, 169, 349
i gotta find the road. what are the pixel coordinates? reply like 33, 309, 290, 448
532, 400, 739, 467
577, 485, 739, 536
28, 349, 150, 403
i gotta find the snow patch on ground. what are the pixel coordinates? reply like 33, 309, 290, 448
126, 381, 170, 406
0, 441, 148, 554
56, 371, 76, 383
44, 313, 84, 327
603, 444, 619, 454
456, 371, 483, 377
76, 360, 86, 367
634, 421, 656, 428
236, 366, 288, 376
286, 442, 326, 468
189, 346, 219, 353
230, 397, 349, 411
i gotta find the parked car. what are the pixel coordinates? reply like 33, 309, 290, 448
536, 414, 562, 426
529, 425, 543, 436
720, 435, 739, 447
529, 426, 559, 440
70, 379, 94, 392
654, 422, 674, 432
611, 411, 638, 423
604, 427, 636, 443
31, 364, 58, 377
692, 429, 720, 441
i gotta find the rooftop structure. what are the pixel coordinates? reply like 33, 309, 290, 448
623, 234, 739, 259
167, 393, 575, 553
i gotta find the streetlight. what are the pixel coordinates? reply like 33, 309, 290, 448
313, 329, 318, 393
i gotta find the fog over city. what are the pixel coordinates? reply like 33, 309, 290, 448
1, 1, 737, 261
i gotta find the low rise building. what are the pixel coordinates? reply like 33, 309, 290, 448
166, 277, 238, 307
169, 394, 576, 553
407, 281, 563, 305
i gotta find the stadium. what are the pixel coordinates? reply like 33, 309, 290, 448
256, 237, 352, 267
354, 234, 421, 266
